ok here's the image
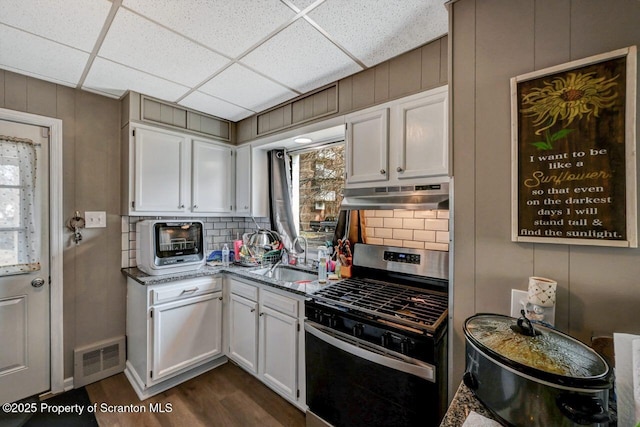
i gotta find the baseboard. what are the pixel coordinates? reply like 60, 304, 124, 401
63, 377, 74, 391
124, 357, 228, 401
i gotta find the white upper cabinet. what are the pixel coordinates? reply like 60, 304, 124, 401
345, 86, 449, 188
395, 86, 448, 180
123, 123, 234, 216
234, 144, 251, 215
345, 108, 389, 184
192, 140, 233, 214
133, 127, 188, 213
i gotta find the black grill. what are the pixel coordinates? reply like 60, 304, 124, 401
311, 277, 448, 334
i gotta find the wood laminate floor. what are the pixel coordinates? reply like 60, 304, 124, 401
85, 362, 306, 427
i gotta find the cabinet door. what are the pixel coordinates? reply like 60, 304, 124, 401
228, 293, 259, 374
192, 140, 233, 213
134, 127, 187, 213
235, 144, 251, 215
259, 305, 298, 399
345, 108, 389, 185
395, 87, 448, 179
151, 292, 222, 382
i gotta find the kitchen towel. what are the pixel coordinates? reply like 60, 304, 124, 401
462, 411, 502, 427
614, 333, 640, 427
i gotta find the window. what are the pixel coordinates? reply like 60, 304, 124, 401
0, 137, 39, 275
291, 143, 345, 249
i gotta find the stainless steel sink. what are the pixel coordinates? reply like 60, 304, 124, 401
252, 266, 317, 282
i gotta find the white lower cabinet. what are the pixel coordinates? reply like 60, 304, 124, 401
228, 292, 259, 373
227, 277, 305, 409
125, 276, 226, 400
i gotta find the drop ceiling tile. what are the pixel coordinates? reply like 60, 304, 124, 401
0, 0, 111, 52
309, 0, 448, 67
199, 64, 297, 112
83, 57, 189, 100
179, 91, 254, 122
288, 0, 322, 12
122, 0, 295, 58
241, 19, 362, 93
98, 8, 228, 87
0, 24, 88, 87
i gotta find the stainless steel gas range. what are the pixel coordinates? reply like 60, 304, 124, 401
305, 243, 449, 427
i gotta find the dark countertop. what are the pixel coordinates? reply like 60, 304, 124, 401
440, 383, 498, 426
441, 382, 618, 426
122, 263, 334, 296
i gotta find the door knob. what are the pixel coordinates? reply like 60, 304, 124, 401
31, 277, 46, 288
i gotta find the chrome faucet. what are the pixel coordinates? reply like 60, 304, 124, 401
267, 260, 281, 275
292, 235, 308, 266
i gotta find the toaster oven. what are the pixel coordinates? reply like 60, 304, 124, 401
136, 220, 205, 275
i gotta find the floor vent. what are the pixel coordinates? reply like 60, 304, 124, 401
73, 336, 126, 387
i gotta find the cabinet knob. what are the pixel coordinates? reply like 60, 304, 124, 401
193, 204, 198, 209
244, 206, 249, 209
259, 312, 264, 317
250, 308, 255, 313
218, 296, 223, 301
179, 204, 185, 209
380, 169, 386, 175
396, 166, 404, 173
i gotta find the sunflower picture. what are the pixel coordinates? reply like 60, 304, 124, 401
521, 71, 619, 137
512, 48, 636, 248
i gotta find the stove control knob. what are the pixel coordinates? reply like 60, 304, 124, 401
381, 332, 392, 348
317, 312, 324, 324
352, 323, 364, 337
400, 338, 413, 355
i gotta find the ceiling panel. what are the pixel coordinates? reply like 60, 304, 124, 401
83, 57, 189, 100
0, 24, 89, 87
179, 91, 254, 122
309, 0, 448, 67
287, 0, 323, 12
121, 0, 296, 58
199, 64, 297, 112
0, 0, 111, 52
98, 8, 229, 87
241, 19, 362, 93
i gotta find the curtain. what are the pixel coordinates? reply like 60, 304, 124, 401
268, 149, 302, 253
0, 135, 40, 276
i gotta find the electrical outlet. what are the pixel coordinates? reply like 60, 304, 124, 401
510, 289, 528, 318
85, 211, 106, 228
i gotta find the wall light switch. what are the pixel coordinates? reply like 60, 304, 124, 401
85, 211, 107, 228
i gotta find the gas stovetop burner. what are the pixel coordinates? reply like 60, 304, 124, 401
311, 277, 448, 334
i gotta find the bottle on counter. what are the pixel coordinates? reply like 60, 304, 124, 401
317, 247, 327, 283
222, 243, 230, 267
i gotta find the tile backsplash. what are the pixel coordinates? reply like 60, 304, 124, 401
363, 209, 450, 251
121, 216, 271, 268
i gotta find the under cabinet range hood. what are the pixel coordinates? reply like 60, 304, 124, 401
340, 182, 449, 210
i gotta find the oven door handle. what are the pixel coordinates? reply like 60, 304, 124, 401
304, 321, 436, 382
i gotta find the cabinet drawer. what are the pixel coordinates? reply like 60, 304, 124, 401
261, 290, 298, 317
151, 276, 221, 305
230, 279, 259, 301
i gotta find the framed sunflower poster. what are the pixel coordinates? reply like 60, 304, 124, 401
511, 46, 637, 247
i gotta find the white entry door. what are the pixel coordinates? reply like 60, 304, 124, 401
0, 120, 50, 403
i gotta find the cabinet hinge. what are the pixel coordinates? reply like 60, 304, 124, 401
132, 129, 136, 137
131, 201, 135, 209
150, 370, 153, 379
297, 389, 300, 399
297, 323, 300, 332
150, 310, 153, 318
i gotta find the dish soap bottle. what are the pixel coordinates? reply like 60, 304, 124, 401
222, 243, 230, 267
317, 247, 327, 283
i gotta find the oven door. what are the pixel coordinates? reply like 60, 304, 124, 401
305, 321, 441, 427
